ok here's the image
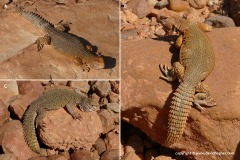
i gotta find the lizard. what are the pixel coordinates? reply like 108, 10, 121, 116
159, 16, 216, 146
22, 88, 99, 154
13, 8, 105, 71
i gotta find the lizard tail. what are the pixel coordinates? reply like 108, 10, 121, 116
165, 82, 195, 146
16, 8, 54, 31
22, 108, 40, 154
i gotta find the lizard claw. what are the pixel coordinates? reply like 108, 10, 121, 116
72, 113, 82, 120
159, 64, 175, 81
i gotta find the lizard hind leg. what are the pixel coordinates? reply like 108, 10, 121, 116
35, 35, 51, 51
194, 82, 217, 111
159, 62, 185, 82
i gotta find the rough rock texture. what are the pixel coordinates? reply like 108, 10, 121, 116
0, 100, 10, 126
0, 81, 19, 106
205, 14, 236, 27
0, 120, 37, 160
169, 0, 190, 12
39, 108, 103, 151
0, 0, 119, 79
100, 149, 119, 160
98, 109, 115, 134
122, 28, 240, 160
91, 81, 112, 97
0, 153, 17, 160
70, 149, 99, 160
127, 0, 152, 18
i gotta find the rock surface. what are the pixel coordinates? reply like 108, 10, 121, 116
39, 106, 103, 151
0, 100, 10, 126
121, 28, 240, 160
0, 0, 119, 79
0, 120, 37, 160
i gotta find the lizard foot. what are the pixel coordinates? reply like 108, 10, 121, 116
194, 93, 217, 111
71, 112, 82, 120
79, 104, 97, 112
82, 64, 90, 72
159, 64, 175, 81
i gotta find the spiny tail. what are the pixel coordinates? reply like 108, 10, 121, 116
16, 8, 54, 30
22, 108, 40, 154
165, 83, 195, 146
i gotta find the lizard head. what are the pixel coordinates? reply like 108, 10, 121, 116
77, 97, 99, 112
160, 16, 191, 34
89, 56, 105, 70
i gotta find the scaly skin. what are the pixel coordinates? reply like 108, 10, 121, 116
160, 17, 216, 146
22, 89, 98, 153
16, 9, 105, 70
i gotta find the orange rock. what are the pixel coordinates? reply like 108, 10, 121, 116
39, 109, 103, 151
169, 0, 190, 12
1, 120, 37, 160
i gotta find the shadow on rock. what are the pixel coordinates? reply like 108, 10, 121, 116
102, 55, 116, 69
233, 141, 240, 160
121, 105, 168, 145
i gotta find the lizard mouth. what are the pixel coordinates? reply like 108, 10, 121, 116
90, 56, 105, 69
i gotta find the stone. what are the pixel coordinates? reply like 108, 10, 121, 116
150, 8, 178, 19
68, 81, 90, 94
155, 0, 169, 9
205, 14, 236, 28
0, 81, 19, 106
169, 0, 190, 12
122, 29, 139, 40
183, 6, 210, 23
91, 81, 112, 97
28, 156, 49, 160
0, 153, 17, 160
121, 28, 240, 160
109, 81, 119, 94
95, 137, 107, 155
1, 120, 37, 160
124, 10, 139, 23
122, 151, 142, 160
108, 91, 119, 103
105, 131, 119, 150
104, 103, 119, 113
98, 110, 115, 134
100, 149, 119, 160
9, 81, 44, 119
0, 100, 10, 127
128, 0, 152, 18
71, 149, 99, 160
187, 0, 208, 9
39, 109, 103, 151
155, 26, 166, 36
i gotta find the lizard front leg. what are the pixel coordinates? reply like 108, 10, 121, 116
35, 35, 51, 51
65, 103, 82, 120
159, 62, 185, 82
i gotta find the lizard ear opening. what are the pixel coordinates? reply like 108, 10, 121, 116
86, 44, 93, 52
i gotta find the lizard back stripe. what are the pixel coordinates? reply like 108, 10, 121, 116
165, 83, 194, 145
